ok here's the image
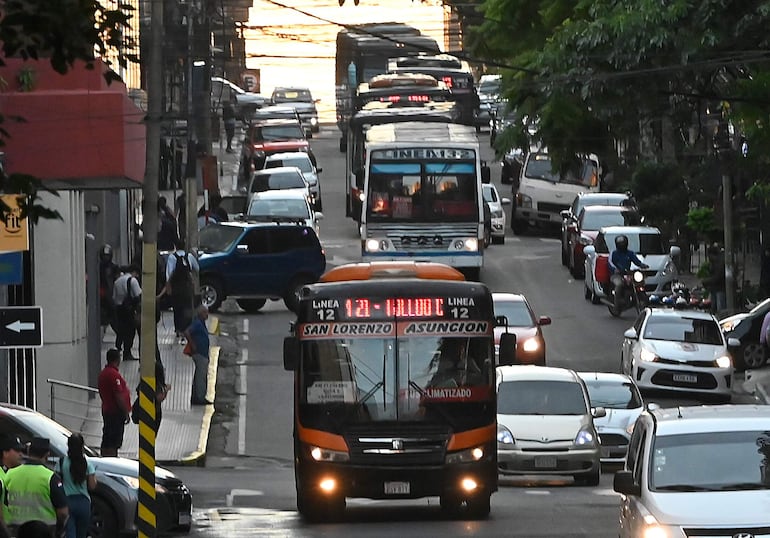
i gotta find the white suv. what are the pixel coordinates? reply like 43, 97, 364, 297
615, 404, 770, 538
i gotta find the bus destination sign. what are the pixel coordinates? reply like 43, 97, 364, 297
371, 148, 475, 160
309, 296, 481, 322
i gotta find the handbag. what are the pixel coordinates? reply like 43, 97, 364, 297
183, 340, 193, 356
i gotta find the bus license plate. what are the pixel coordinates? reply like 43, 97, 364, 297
673, 374, 697, 384
384, 481, 410, 495
534, 456, 557, 469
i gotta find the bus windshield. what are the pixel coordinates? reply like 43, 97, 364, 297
301, 335, 493, 423
367, 162, 477, 222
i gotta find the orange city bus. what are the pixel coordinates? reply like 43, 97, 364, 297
283, 261, 498, 521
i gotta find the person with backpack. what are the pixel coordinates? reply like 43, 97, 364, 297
157, 197, 179, 252
111, 265, 142, 361
55, 434, 96, 538
165, 239, 199, 339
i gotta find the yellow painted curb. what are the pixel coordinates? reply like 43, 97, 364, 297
179, 345, 220, 466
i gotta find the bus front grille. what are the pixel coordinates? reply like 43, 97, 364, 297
345, 426, 449, 466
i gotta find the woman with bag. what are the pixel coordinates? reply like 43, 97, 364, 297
56, 434, 96, 538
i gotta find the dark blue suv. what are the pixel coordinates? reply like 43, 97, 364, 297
198, 221, 326, 312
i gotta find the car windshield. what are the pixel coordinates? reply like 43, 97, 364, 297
494, 300, 534, 327
218, 196, 246, 216
265, 157, 313, 173
273, 89, 313, 103
482, 186, 498, 204
643, 315, 723, 345
598, 232, 666, 255
524, 153, 598, 188
251, 172, 306, 192
497, 380, 587, 415
6, 413, 97, 458
255, 124, 305, 141
198, 225, 243, 253
247, 199, 310, 219
580, 210, 640, 231
650, 430, 770, 491
582, 379, 642, 409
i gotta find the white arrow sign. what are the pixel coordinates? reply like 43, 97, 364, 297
6, 320, 35, 333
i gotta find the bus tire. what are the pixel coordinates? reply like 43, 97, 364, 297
297, 490, 345, 522
464, 493, 491, 520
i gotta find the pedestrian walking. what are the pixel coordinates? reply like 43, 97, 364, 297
184, 305, 211, 405
98, 245, 119, 332
223, 102, 236, 153
157, 197, 179, 252
165, 240, 199, 339
55, 434, 95, 538
97, 349, 131, 457
5, 437, 68, 537
112, 266, 142, 361
702, 242, 726, 313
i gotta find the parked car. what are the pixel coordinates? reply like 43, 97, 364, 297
583, 226, 680, 304
615, 404, 770, 538
0, 403, 192, 538
246, 166, 311, 201
237, 118, 314, 184
577, 372, 644, 465
496, 365, 604, 486
620, 306, 737, 399
719, 298, 770, 370
211, 76, 267, 120
197, 221, 326, 313
245, 189, 323, 238
263, 152, 323, 210
482, 184, 510, 244
559, 191, 637, 267
565, 205, 641, 278
270, 86, 320, 133
492, 293, 550, 366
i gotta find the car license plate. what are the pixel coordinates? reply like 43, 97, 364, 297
673, 373, 698, 384
178, 512, 191, 526
534, 455, 557, 469
384, 481, 410, 495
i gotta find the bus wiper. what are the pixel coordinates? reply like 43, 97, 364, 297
408, 381, 457, 430
344, 382, 384, 421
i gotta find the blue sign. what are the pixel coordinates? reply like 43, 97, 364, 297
0, 252, 23, 285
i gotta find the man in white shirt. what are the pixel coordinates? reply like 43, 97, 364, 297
112, 265, 142, 361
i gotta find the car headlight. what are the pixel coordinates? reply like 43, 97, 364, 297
574, 427, 596, 446
715, 355, 732, 369
516, 193, 532, 208
641, 514, 667, 538
640, 348, 658, 362
521, 337, 540, 352
309, 445, 350, 463
491, 209, 503, 218
446, 445, 485, 464
497, 425, 515, 445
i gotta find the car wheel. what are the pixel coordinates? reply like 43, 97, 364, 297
739, 343, 767, 370
561, 241, 569, 266
284, 274, 314, 313
200, 277, 224, 312
90, 496, 119, 538
512, 219, 528, 235
584, 284, 592, 301
575, 466, 600, 487
236, 299, 266, 313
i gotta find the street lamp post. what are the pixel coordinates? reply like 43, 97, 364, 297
715, 117, 736, 312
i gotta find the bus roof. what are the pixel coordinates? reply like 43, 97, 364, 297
320, 261, 465, 283
350, 104, 459, 128
365, 121, 479, 145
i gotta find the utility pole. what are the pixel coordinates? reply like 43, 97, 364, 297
137, 0, 162, 535
715, 115, 736, 313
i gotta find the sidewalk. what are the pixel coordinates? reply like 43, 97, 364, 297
83, 311, 220, 466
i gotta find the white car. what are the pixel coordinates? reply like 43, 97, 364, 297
615, 404, 770, 538
496, 365, 604, 486
482, 183, 510, 244
583, 225, 680, 304
577, 372, 643, 464
245, 190, 323, 237
263, 152, 323, 210
620, 307, 738, 399
247, 166, 311, 201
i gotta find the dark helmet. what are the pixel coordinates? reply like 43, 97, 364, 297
614, 235, 629, 251
99, 244, 113, 262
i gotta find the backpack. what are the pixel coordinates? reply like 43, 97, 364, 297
168, 252, 192, 289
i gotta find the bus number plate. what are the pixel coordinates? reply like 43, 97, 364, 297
384, 481, 410, 495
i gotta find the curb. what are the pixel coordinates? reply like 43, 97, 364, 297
177, 344, 220, 466
756, 380, 770, 405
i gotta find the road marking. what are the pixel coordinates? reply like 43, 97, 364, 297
226, 488, 264, 507
524, 490, 551, 495
239, 354, 247, 456
242, 319, 249, 334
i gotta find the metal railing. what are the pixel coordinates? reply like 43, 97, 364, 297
47, 378, 101, 447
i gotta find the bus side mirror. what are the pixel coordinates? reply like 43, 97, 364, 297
498, 333, 517, 366
283, 336, 300, 371
481, 166, 491, 184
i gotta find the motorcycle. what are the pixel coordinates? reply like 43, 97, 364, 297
597, 269, 648, 317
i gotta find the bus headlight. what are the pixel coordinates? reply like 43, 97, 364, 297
309, 445, 350, 463
453, 238, 478, 251
446, 446, 485, 464
365, 239, 389, 252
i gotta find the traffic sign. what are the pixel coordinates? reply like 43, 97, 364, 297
0, 195, 29, 252
0, 306, 42, 348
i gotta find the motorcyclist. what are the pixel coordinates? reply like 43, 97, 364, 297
608, 235, 648, 299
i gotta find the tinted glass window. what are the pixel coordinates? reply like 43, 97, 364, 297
524, 154, 598, 188
604, 232, 665, 255
240, 229, 270, 255
253, 124, 305, 141
270, 227, 318, 253
250, 171, 306, 192
643, 315, 723, 345
582, 379, 642, 409
265, 156, 313, 173
247, 199, 310, 219
199, 225, 243, 253
497, 380, 587, 415
273, 89, 313, 103
493, 300, 535, 327
580, 209, 640, 231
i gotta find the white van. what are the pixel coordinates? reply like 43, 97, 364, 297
511, 150, 601, 234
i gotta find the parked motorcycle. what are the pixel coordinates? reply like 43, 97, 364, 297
596, 269, 648, 317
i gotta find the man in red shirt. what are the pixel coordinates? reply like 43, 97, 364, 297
98, 348, 131, 457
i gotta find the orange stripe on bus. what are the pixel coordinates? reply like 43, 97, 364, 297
297, 422, 349, 452
446, 424, 496, 451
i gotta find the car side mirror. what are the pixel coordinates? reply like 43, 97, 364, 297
498, 333, 517, 366
727, 337, 740, 347
501, 197, 512, 206
592, 406, 607, 419
583, 245, 596, 256
481, 166, 491, 184
623, 328, 638, 339
315, 212, 324, 221
316, 167, 323, 174
537, 316, 551, 326
283, 336, 300, 371
613, 470, 641, 496
670, 245, 681, 257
